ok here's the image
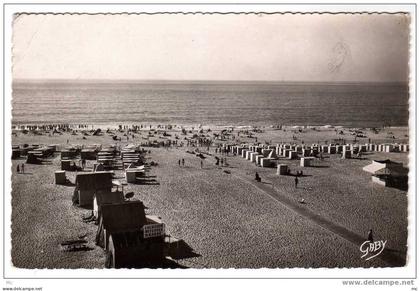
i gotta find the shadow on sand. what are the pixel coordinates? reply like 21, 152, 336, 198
115, 239, 200, 269
134, 178, 160, 185
308, 165, 330, 168
120, 258, 189, 269
167, 239, 201, 261
61, 180, 76, 187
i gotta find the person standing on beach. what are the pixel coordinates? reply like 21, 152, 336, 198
295, 176, 299, 188
21, 163, 25, 174
200, 160, 203, 169
368, 229, 373, 242
17, 164, 20, 174
255, 172, 261, 182
182, 159, 185, 167
178, 159, 181, 167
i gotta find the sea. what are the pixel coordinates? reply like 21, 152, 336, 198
11, 80, 409, 128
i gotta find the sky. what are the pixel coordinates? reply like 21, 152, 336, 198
12, 13, 410, 82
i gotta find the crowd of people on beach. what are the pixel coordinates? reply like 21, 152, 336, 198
14, 124, 90, 131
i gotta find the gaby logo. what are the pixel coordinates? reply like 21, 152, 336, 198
360, 240, 387, 261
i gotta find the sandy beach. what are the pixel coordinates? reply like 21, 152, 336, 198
10, 124, 409, 269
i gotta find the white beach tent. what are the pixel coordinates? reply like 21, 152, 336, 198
363, 160, 406, 175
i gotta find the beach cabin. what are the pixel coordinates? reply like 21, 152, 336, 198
93, 163, 105, 172
268, 150, 277, 159
262, 149, 272, 158
400, 144, 409, 152
81, 149, 98, 160
342, 150, 352, 159
277, 164, 288, 175
55, 170, 66, 184
364, 160, 395, 174
255, 155, 264, 166
300, 157, 314, 167
384, 145, 394, 153
125, 166, 146, 183
47, 144, 58, 153
19, 144, 34, 156
121, 151, 141, 168
275, 146, 281, 156
12, 149, 20, 159
260, 158, 276, 168
61, 147, 79, 159
250, 152, 258, 162
288, 151, 298, 160
350, 145, 359, 154
26, 151, 42, 164
327, 146, 336, 154
73, 171, 114, 207
96, 201, 166, 268
61, 160, 73, 171
363, 160, 408, 190
245, 151, 252, 160
310, 146, 319, 155
30, 146, 54, 158
96, 157, 115, 170
93, 190, 125, 222
236, 147, 245, 156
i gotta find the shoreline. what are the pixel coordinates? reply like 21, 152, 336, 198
11, 122, 410, 131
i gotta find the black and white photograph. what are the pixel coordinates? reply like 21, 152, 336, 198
2, 2, 418, 290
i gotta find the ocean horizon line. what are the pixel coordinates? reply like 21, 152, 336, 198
12, 78, 408, 86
